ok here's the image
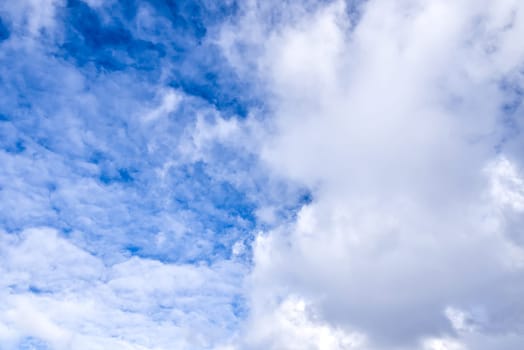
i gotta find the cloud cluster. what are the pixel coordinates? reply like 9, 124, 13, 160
1, 0, 524, 349
220, 0, 524, 348
0, 0, 265, 348
0, 228, 244, 349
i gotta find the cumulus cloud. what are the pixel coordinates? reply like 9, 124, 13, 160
220, 0, 524, 348
242, 295, 366, 350
1, 0, 524, 349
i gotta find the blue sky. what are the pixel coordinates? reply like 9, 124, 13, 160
1, 1, 524, 349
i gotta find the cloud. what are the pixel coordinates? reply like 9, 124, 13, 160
220, 0, 524, 348
0, 1, 265, 348
0, 227, 245, 349
242, 295, 366, 350
0, 0, 64, 37
1, 0, 524, 349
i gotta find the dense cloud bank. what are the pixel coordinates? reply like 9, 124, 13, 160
1, 0, 523, 349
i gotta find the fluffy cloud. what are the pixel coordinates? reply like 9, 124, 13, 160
221, 0, 524, 348
0, 228, 245, 349
1, 0, 524, 349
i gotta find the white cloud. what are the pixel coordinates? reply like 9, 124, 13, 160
2, 0, 524, 348
0, 0, 64, 37
141, 89, 182, 123
422, 337, 466, 350
220, 0, 524, 348
487, 156, 524, 211
242, 295, 366, 350
0, 228, 244, 349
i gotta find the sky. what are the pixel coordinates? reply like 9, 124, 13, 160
0, 0, 523, 349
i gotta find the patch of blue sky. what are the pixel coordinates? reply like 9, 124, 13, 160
60, 0, 164, 72
0, 0, 311, 267
500, 77, 524, 115
55, 0, 253, 116
493, 76, 524, 153
0, 1, 318, 347
0, 16, 9, 42
19, 337, 50, 350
